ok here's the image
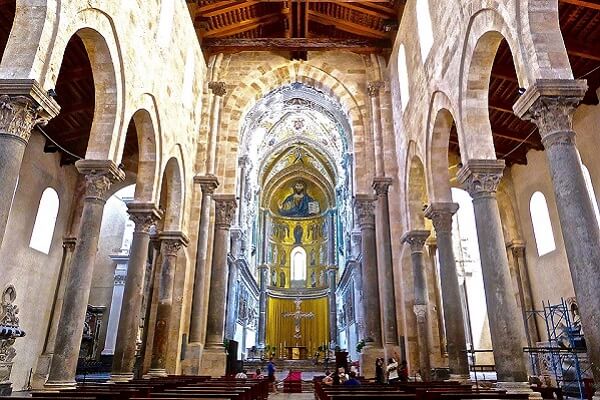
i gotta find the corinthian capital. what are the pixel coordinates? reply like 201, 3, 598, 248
159, 231, 189, 256
213, 194, 237, 228
457, 159, 505, 199
372, 176, 393, 197
424, 202, 459, 234
401, 230, 430, 253
194, 174, 220, 195
513, 79, 588, 149
354, 194, 377, 229
367, 81, 384, 98
76, 160, 126, 202
208, 81, 227, 97
0, 79, 60, 143
413, 304, 428, 323
127, 203, 163, 233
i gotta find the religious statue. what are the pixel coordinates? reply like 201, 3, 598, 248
294, 224, 303, 245
279, 181, 318, 217
280, 250, 286, 266
319, 269, 326, 287
310, 249, 316, 266
310, 271, 317, 288
279, 271, 286, 287
271, 269, 277, 286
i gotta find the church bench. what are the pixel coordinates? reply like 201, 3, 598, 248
32, 391, 137, 400
139, 394, 240, 399
438, 394, 529, 400
325, 394, 416, 400
160, 388, 249, 400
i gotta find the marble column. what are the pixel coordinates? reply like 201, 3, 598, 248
147, 231, 189, 377
206, 82, 226, 175
327, 267, 338, 344
457, 160, 531, 384
225, 237, 240, 339
372, 177, 400, 355
189, 176, 219, 344
401, 230, 432, 381
426, 239, 448, 360
111, 203, 161, 381
139, 234, 161, 375
0, 80, 59, 249
425, 204, 470, 379
45, 160, 125, 389
367, 81, 385, 176
354, 195, 384, 378
200, 195, 237, 377
514, 80, 600, 398
257, 264, 268, 349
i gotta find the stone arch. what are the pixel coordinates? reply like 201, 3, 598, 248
459, 5, 530, 162
159, 157, 184, 231
218, 62, 371, 192
426, 91, 462, 203
44, 8, 125, 162
406, 143, 429, 230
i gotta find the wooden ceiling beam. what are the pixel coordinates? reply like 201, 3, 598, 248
492, 129, 541, 147
307, 9, 387, 38
564, 37, 600, 62
334, 1, 395, 18
201, 37, 391, 52
203, 12, 281, 38
200, 1, 261, 18
558, 0, 600, 10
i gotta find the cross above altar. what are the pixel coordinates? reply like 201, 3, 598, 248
282, 297, 314, 342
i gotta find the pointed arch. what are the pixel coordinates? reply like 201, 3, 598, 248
159, 157, 183, 231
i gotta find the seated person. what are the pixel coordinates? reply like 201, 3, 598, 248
255, 368, 265, 379
337, 367, 349, 384
322, 371, 334, 386
235, 369, 248, 379
344, 371, 361, 386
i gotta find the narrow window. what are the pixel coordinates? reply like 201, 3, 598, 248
29, 188, 60, 254
156, 0, 175, 48
529, 191, 556, 256
398, 44, 410, 111
581, 164, 600, 227
416, 0, 434, 60
291, 247, 307, 281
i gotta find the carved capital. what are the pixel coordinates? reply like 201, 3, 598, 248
76, 160, 125, 202
238, 155, 251, 169
424, 202, 459, 234
401, 230, 430, 253
513, 79, 587, 149
213, 194, 237, 228
159, 231, 189, 256
208, 81, 227, 97
354, 194, 377, 229
372, 176, 393, 197
0, 79, 60, 143
194, 174, 220, 195
457, 159, 505, 199
413, 304, 428, 323
62, 237, 77, 251
127, 203, 162, 233
367, 81, 384, 98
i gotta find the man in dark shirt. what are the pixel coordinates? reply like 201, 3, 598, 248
343, 371, 361, 386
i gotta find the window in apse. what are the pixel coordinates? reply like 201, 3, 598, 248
529, 191, 556, 256
291, 247, 307, 281
29, 188, 60, 254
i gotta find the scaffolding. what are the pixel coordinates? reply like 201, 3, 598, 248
525, 298, 593, 399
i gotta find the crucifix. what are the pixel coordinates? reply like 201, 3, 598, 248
282, 297, 314, 345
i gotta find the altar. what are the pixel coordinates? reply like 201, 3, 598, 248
285, 345, 308, 360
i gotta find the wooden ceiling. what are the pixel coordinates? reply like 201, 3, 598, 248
450, 0, 600, 165
188, 0, 405, 58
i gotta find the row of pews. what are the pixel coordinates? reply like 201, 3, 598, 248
0, 376, 269, 400
314, 380, 533, 400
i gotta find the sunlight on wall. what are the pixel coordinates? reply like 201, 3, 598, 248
416, 0, 434, 61
529, 191, 556, 256
398, 44, 410, 111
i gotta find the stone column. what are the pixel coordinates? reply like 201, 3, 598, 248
354, 195, 384, 378
206, 82, 226, 175
257, 264, 268, 349
507, 240, 539, 347
225, 242, 240, 339
140, 234, 161, 375
111, 203, 161, 381
372, 177, 400, 356
0, 80, 59, 249
426, 239, 448, 360
457, 160, 532, 385
401, 230, 432, 381
367, 81, 385, 176
425, 203, 470, 380
200, 195, 237, 377
327, 267, 338, 344
188, 175, 219, 367
147, 231, 189, 377
514, 80, 600, 398
45, 160, 125, 389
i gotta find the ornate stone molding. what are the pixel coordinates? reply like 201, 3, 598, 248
159, 231, 189, 256
372, 176, 393, 197
194, 174, 220, 195
424, 202, 459, 234
62, 237, 77, 251
413, 304, 428, 324
367, 81, 384, 98
75, 160, 126, 202
127, 203, 162, 233
401, 230, 431, 254
213, 194, 237, 228
457, 159, 505, 199
208, 81, 227, 97
354, 194, 377, 229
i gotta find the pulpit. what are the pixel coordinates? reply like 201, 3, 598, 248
285, 346, 308, 360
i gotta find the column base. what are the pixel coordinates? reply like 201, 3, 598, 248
496, 381, 542, 400
180, 343, 203, 375
359, 345, 384, 379
109, 372, 134, 382
0, 382, 12, 396
31, 353, 53, 390
199, 346, 227, 377
144, 368, 168, 378
448, 374, 472, 385
43, 380, 77, 391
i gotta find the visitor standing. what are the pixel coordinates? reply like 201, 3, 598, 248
386, 358, 399, 384
375, 358, 385, 384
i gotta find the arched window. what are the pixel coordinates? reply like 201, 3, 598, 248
529, 191, 556, 256
29, 188, 60, 254
291, 247, 307, 281
156, 0, 175, 48
398, 44, 410, 111
416, 0, 434, 60
581, 164, 600, 227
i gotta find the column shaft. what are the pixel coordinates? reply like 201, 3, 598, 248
205, 82, 226, 175
46, 161, 124, 389
458, 160, 528, 383
257, 265, 268, 348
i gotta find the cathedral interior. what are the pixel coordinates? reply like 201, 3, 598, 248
0, 0, 600, 399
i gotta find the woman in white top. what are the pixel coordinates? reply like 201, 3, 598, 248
386, 358, 399, 383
